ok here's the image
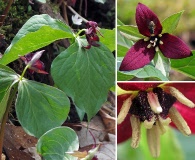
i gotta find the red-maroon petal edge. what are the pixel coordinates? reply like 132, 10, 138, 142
119, 39, 155, 71
118, 82, 161, 91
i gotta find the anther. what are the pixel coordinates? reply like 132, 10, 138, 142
147, 125, 160, 158
117, 97, 132, 124
130, 115, 141, 148
169, 107, 191, 136
147, 44, 152, 48
159, 40, 163, 45
144, 116, 155, 129
144, 37, 150, 41
168, 86, 195, 108
158, 34, 162, 37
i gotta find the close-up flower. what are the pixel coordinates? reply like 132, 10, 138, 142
119, 3, 192, 71
117, 82, 195, 158
20, 50, 48, 74
84, 21, 102, 49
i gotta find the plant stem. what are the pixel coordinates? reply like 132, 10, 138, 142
75, 29, 86, 38
0, 85, 18, 159
0, 0, 14, 27
20, 65, 29, 80
67, 5, 88, 23
62, 1, 69, 25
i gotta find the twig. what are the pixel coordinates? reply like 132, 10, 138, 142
79, 0, 83, 15
0, 0, 14, 27
62, 1, 69, 25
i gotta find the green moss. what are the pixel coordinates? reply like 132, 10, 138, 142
0, 0, 39, 43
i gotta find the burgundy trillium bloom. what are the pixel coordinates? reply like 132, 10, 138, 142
84, 21, 102, 49
117, 82, 195, 157
20, 50, 48, 74
119, 3, 192, 71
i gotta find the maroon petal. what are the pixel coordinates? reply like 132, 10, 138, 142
118, 82, 161, 91
119, 39, 155, 71
159, 33, 192, 59
136, 3, 162, 37
30, 60, 48, 74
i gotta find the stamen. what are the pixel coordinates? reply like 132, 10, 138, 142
147, 44, 152, 48
130, 115, 141, 148
144, 37, 150, 41
144, 116, 155, 129
159, 116, 171, 126
147, 92, 162, 114
158, 34, 162, 37
154, 38, 158, 42
147, 125, 160, 158
156, 117, 170, 135
159, 40, 163, 45
155, 46, 159, 52
117, 97, 132, 124
169, 107, 191, 136
151, 33, 155, 36
168, 86, 195, 108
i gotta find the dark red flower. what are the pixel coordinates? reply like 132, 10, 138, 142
84, 21, 102, 49
119, 3, 192, 71
20, 50, 48, 74
117, 82, 195, 157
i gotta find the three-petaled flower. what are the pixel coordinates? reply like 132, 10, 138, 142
84, 21, 102, 49
20, 50, 48, 74
117, 82, 195, 157
119, 3, 192, 71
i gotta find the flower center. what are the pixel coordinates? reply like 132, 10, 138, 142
129, 87, 176, 122
144, 20, 164, 52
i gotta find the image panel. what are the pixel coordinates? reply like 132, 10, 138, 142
117, 0, 195, 81
117, 82, 195, 160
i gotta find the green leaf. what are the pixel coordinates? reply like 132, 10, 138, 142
117, 30, 133, 57
6, 14, 72, 52
51, 42, 115, 120
117, 45, 129, 57
0, 25, 73, 65
117, 18, 125, 25
153, 52, 170, 78
0, 64, 19, 101
0, 87, 11, 121
118, 127, 184, 160
99, 29, 115, 52
117, 25, 144, 39
171, 51, 195, 79
16, 79, 70, 138
0, 14, 73, 65
37, 127, 79, 160
162, 11, 184, 34
117, 64, 169, 81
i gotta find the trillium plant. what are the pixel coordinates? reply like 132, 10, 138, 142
0, 1, 115, 159
117, 3, 195, 81
117, 82, 195, 158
